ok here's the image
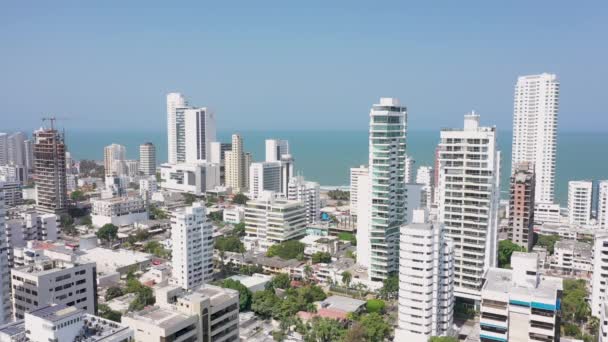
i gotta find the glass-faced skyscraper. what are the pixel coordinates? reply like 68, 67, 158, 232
357, 98, 407, 282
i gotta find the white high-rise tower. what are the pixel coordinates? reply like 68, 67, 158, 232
184, 108, 216, 163
357, 98, 407, 282
265, 139, 289, 162
0, 188, 11, 323
511, 73, 559, 204
438, 112, 500, 301
599, 181, 608, 230
167, 92, 188, 164
103, 143, 126, 176
139, 142, 156, 176
567, 180, 593, 226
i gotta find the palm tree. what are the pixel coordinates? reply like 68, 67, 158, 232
341, 271, 352, 289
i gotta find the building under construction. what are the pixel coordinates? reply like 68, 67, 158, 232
33, 121, 68, 214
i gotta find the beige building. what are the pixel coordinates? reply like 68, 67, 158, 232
224, 134, 251, 193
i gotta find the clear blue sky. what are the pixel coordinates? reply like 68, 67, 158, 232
1, 1, 607, 132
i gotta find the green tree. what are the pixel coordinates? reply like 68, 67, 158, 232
251, 290, 280, 319
267, 241, 306, 260
96, 224, 118, 244
498, 240, 524, 268
232, 193, 250, 205
343, 322, 366, 342
345, 250, 356, 259
60, 214, 74, 228
562, 322, 581, 337
129, 286, 155, 311
182, 193, 198, 205
80, 215, 93, 227
378, 275, 398, 300
271, 273, 292, 290
311, 252, 332, 264
149, 205, 168, 219
341, 271, 352, 288
221, 279, 252, 311
215, 236, 245, 253
359, 313, 391, 342
70, 190, 87, 201
304, 265, 314, 283
429, 337, 459, 342
98, 304, 122, 322
365, 299, 385, 313
143, 241, 171, 258
327, 189, 350, 200
105, 286, 124, 301
337, 232, 356, 246
536, 234, 560, 254
208, 210, 224, 223
562, 279, 590, 323
233, 222, 246, 237
304, 317, 346, 342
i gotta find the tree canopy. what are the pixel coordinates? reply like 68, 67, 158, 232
232, 193, 250, 205
312, 251, 332, 264
96, 224, 118, 242
378, 275, 398, 300
536, 234, 560, 254
221, 279, 252, 311
216, 236, 245, 253
267, 241, 305, 260
498, 240, 524, 268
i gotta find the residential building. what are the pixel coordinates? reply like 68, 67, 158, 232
7, 132, 27, 166
244, 193, 307, 251
5, 211, 59, 265
288, 176, 320, 224
265, 139, 289, 162
91, 196, 148, 227
227, 274, 272, 293
415, 165, 434, 210
103, 144, 127, 176
209, 141, 232, 184
11, 258, 97, 319
349, 165, 368, 213
568, 180, 593, 225
300, 235, 340, 256
166, 92, 188, 164
159, 162, 220, 196
123, 159, 140, 177
23, 139, 34, 171
223, 206, 245, 224
405, 155, 415, 184
593, 233, 608, 317
249, 161, 281, 199
0, 191, 11, 324
480, 253, 562, 342
33, 127, 68, 214
0, 164, 28, 185
102, 174, 128, 198
184, 107, 216, 163
358, 97, 408, 282
139, 176, 157, 203
438, 112, 501, 301
0, 180, 23, 206
170, 202, 214, 289
511, 73, 559, 204
355, 164, 371, 273
139, 142, 156, 176
550, 240, 592, 276
600, 181, 608, 230
225, 134, 251, 193
508, 163, 535, 251
0, 133, 7, 165
601, 300, 608, 342
534, 202, 561, 225
280, 154, 294, 197
0, 304, 133, 342
395, 210, 454, 341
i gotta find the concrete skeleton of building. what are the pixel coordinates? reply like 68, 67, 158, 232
395, 209, 454, 342
33, 126, 68, 214
600, 181, 608, 230
437, 112, 501, 301
225, 134, 252, 193
103, 143, 127, 177
0, 192, 12, 324
511, 73, 559, 205
287, 175, 320, 224
11, 258, 97, 320
159, 162, 220, 196
123, 283, 239, 342
244, 192, 307, 251
357, 97, 408, 282
170, 202, 214, 290
479, 252, 562, 342
508, 162, 536, 251
568, 180, 593, 226
349, 165, 368, 213
91, 196, 148, 227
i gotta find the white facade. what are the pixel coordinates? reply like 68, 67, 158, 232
280, 154, 294, 197
511, 73, 559, 204
159, 162, 220, 196
225, 134, 251, 193
288, 176, 320, 224
5, 211, 59, 260
103, 144, 126, 176
0, 192, 11, 324
0, 180, 23, 206
361, 97, 408, 282
355, 171, 371, 269
349, 165, 368, 212
244, 193, 307, 251
265, 139, 289, 162
480, 253, 562, 342
166, 92, 188, 164
170, 202, 214, 289
91, 197, 148, 227
11, 259, 97, 319
593, 233, 608, 318
139, 142, 156, 176
0, 133, 6, 165
599, 181, 608, 230
404, 155, 415, 184
395, 210, 454, 342
223, 206, 245, 224
550, 240, 592, 275
139, 176, 158, 203
249, 161, 281, 199
438, 112, 500, 300
568, 180, 593, 225
7, 132, 26, 166
184, 107, 216, 163
416, 165, 434, 210
534, 202, 561, 225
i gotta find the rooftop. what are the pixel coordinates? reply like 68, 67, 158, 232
124, 306, 194, 329
319, 295, 365, 313
555, 240, 592, 258
483, 267, 562, 302
28, 304, 82, 322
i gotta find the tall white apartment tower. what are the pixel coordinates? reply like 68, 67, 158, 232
265, 139, 289, 162
280, 154, 294, 196
599, 181, 608, 230
167, 92, 188, 164
0, 190, 12, 324
249, 162, 281, 199
170, 202, 214, 290
103, 143, 126, 176
592, 232, 608, 318
349, 165, 368, 213
568, 180, 593, 226
359, 98, 407, 282
8, 132, 27, 166
404, 155, 415, 184
395, 210, 454, 342
139, 142, 156, 176
288, 176, 321, 224
511, 73, 559, 204
184, 108, 216, 163
0, 133, 7, 165
438, 112, 500, 301
416, 166, 434, 210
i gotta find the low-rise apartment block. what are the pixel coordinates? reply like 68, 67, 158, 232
91, 196, 148, 227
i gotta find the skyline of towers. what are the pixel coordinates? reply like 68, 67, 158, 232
437, 112, 500, 301
511, 73, 559, 204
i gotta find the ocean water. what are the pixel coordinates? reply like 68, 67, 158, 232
65, 129, 608, 206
